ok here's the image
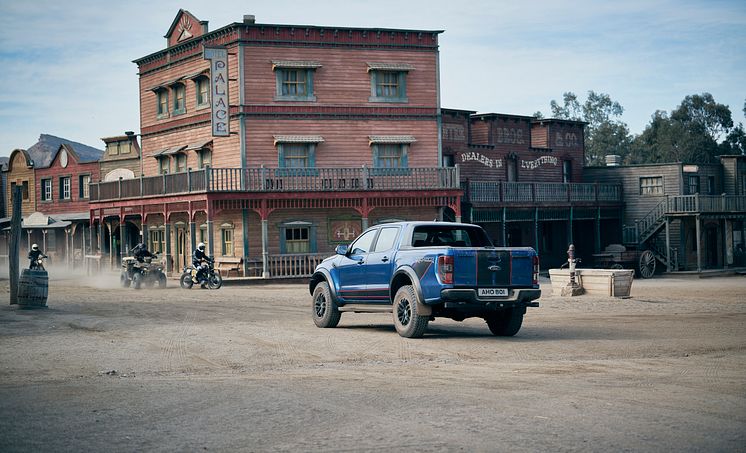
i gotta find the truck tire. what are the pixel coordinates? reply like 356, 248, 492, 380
312, 281, 341, 328
393, 285, 429, 338
486, 308, 523, 336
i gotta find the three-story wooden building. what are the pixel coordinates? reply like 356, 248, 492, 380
88, 10, 461, 277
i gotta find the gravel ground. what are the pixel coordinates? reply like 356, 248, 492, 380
0, 270, 745, 452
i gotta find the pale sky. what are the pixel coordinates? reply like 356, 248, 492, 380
1, 0, 744, 156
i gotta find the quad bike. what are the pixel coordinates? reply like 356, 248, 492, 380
120, 255, 167, 289
179, 257, 222, 289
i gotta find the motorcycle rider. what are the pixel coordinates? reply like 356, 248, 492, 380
192, 242, 210, 286
28, 244, 48, 270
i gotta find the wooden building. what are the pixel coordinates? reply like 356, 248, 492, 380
88, 10, 460, 277
584, 155, 746, 272
443, 109, 623, 268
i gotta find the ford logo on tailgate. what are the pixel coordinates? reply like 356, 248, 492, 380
488, 265, 501, 271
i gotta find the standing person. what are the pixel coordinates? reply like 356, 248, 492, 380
28, 244, 48, 270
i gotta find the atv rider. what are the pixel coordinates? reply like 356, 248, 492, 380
132, 243, 157, 263
28, 244, 48, 270
192, 242, 211, 285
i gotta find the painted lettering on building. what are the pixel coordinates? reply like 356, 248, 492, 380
443, 125, 466, 142
460, 152, 503, 168
204, 46, 230, 137
555, 132, 579, 147
521, 156, 558, 170
496, 128, 525, 145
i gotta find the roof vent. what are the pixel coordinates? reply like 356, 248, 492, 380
605, 154, 622, 166
243, 15, 255, 24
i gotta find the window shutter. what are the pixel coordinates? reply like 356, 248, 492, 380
279, 226, 287, 254
310, 225, 318, 253
308, 144, 316, 168
372, 145, 380, 167
401, 145, 409, 168
278, 144, 286, 168
59, 178, 63, 200
398, 72, 406, 98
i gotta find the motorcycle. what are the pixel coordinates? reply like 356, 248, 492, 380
30, 255, 48, 271
180, 257, 222, 289
120, 255, 167, 289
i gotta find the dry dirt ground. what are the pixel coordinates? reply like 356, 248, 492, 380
0, 270, 745, 452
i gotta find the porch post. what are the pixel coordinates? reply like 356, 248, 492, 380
206, 201, 215, 258
242, 208, 249, 276
534, 208, 540, 255
568, 206, 574, 246
42, 230, 47, 260
261, 218, 270, 278
594, 207, 601, 254
164, 220, 172, 274
120, 219, 127, 259
665, 218, 671, 272
26, 230, 31, 251
108, 221, 115, 270
695, 216, 702, 272
501, 207, 507, 247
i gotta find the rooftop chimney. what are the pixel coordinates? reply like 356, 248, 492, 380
244, 15, 255, 24
605, 154, 622, 166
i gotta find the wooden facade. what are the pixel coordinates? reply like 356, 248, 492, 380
87, 10, 459, 277
443, 109, 621, 268
584, 157, 746, 272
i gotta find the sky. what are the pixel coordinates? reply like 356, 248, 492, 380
1, 0, 744, 156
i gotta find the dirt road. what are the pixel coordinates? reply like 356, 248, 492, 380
1, 273, 745, 452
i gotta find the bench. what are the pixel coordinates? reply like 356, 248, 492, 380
215, 257, 243, 277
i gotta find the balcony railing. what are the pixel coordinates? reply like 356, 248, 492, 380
89, 166, 461, 202
467, 181, 622, 204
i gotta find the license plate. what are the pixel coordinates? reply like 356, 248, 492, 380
478, 288, 508, 297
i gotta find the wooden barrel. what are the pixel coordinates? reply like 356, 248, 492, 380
18, 269, 49, 308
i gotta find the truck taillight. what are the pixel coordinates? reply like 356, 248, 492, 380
437, 255, 454, 284
533, 255, 540, 286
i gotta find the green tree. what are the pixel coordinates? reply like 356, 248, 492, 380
631, 93, 735, 163
545, 91, 631, 165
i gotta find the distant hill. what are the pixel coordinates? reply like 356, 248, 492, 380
25, 134, 104, 168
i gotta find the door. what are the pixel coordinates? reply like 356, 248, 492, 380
705, 225, 718, 268
365, 226, 400, 303
176, 228, 187, 270
335, 228, 378, 302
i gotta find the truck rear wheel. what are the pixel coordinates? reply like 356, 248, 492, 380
312, 281, 341, 328
486, 308, 524, 336
393, 285, 429, 338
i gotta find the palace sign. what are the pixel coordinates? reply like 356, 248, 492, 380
203, 46, 229, 137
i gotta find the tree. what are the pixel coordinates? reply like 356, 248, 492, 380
721, 123, 746, 155
631, 93, 735, 163
545, 91, 632, 166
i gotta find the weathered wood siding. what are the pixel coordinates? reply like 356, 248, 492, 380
6, 150, 36, 216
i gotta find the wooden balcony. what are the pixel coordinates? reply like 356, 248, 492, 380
89, 166, 461, 202
466, 181, 622, 206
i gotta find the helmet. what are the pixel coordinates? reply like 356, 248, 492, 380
31, 244, 39, 251
197, 242, 206, 251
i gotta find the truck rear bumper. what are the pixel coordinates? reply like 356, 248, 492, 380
439, 288, 541, 309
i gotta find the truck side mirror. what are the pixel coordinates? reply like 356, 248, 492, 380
335, 244, 349, 256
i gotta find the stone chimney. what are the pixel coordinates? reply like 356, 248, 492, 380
244, 15, 256, 24
605, 154, 622, 166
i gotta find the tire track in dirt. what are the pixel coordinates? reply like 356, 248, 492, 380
159, 309, 196, 374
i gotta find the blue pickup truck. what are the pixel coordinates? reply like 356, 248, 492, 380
310, 221, 541, 338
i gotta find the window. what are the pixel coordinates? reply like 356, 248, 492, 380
373, 227, 400, 252
199, 224, 209, 250
707, 176, 716, 195
687, 175, 700, 195
199, 149, 212, 168
172, 84, 186, 115
195, 76, 209, 107
149, 228, 165, 254
273, 61, 319, 101
158, 158, 170, 175
175, 154, 187, 173
11, 181, 29, 200
280, 143, 314, 169
349, 229, 377, 254
372, 144, 409, 174
369, 70, 408, 102
156, 89, 169, 118
121, 141, 131, 154
285, 227, 309, 253
41, 179, 52, 201
221, 226, 234, 256
507, 156, 518, 182
640, 176, 663, 196
280, 221, 316, 254
563, 160, 572, 183
109, 142, 120, 156
59, 176, 71, 200
79, 175, 90, 199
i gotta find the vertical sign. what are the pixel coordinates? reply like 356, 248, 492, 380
203, 46, 229, 136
